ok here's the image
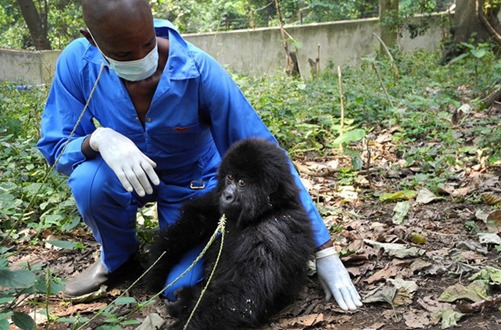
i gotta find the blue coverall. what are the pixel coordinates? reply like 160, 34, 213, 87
37, 19, 331, 300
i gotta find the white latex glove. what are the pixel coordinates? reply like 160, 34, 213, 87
315, 247, 362, 311
89, 127, 160, 197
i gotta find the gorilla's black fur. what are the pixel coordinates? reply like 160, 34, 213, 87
147, 138, 315, 330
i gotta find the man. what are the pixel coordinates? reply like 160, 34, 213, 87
37, 0, 362, 311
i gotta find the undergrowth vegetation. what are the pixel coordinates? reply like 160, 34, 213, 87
0, 47, 500, 328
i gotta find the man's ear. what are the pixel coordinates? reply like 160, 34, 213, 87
80, 28, 96, 47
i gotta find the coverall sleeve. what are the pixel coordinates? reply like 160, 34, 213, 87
37, 41, 97, 176
193, 50, 331, 248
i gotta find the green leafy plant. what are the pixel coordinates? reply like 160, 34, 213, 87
0, 85, 77, 238
0, 257, 64, 330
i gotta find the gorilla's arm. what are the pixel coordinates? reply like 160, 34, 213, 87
147, 190, 221, 292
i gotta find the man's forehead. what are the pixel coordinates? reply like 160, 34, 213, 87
83, 0, 151, 29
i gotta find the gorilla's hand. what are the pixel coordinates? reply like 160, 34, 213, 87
166, 286, 199, 318
315, 247, 362, 311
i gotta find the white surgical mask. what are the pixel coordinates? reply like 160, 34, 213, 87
90, 31, 159, 81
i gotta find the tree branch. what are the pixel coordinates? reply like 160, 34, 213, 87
477, 0, 501, 45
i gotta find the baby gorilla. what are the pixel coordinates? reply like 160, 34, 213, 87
147, 138, 315, 330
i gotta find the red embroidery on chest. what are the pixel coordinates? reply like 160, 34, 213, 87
173, 127, 191, 133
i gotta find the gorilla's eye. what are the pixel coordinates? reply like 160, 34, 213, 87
238, 179, 246, 187
226, 174, 234, 182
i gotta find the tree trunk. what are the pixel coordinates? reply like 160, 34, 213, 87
442, 0, 500, 63
453, 0, 491, 43
379, 0, 399, 51
16, 0, 51, 50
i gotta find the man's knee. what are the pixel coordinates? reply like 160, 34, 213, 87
68, 158, 125, 210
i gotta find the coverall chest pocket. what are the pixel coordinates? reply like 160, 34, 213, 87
149, 123, 206, 154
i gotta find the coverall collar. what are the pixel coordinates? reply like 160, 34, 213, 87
81, 19, 199, 81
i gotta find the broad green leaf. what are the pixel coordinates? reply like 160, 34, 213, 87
22, 182, 43, 196
447, 53, 468, 65
471, 49, 486, 59
61, 215, 81, 232
0, 295, 15, 304
30, 278, 65, 295
333, 129, 366, 145
0, 192, 21, 210
292, 40, 303, 50
460, 42, 475, 50
469, 266, 501, 284
114, 296, 137, 305
56, 316, 90, 324
12, 312, 35, 330
45, 240, 84, 250
351, 154, 363, 171
379, 190, 417, 202
0, 268, 37, 289
0, 319, 9, 330
96, 325, 121, 330
0, 182, 17, 191
40, 214, 63, 226
0, 311, 13, 321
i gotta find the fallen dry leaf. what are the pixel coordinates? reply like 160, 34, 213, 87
416, 296, 454, 314
366, 322, 386, 329
438, 280, 489, 303
432, 309, 464, 329
482, 193, 501, 205
393, 288, 413, 306
53, 302, 108, 317
486, 209, 501, 233
416, 188, 444, 204
363, 285, 397, 305
478, 232, 501, 245
403, 309, 430, 329
281, 313, 325, 327
365, 263, 400, 284
456, 294, 501, 314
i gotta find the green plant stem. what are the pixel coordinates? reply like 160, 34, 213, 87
183, 214, 226, 329
371, 62, 394, 108
44, 268, 51, 330
337, 65, 345, 153
372, 32, 399, 79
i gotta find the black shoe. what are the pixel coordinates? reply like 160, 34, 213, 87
62, 259, 110, 298
62, 253, 143, 298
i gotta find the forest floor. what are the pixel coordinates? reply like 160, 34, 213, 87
8, 105, 501, 329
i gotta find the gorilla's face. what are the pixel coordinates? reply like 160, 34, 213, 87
215, 139, 296, 229
219, 173, 245, 210
218, 171, 273, 228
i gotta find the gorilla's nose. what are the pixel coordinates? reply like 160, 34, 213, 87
222, 190, 235, 204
